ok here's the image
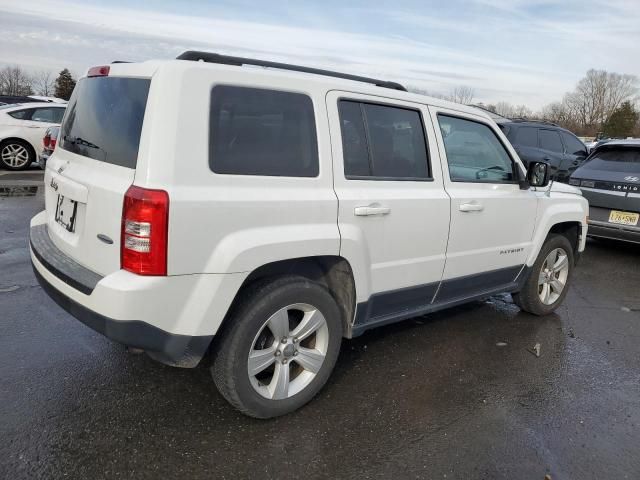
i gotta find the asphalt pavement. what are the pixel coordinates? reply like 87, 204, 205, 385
1, 170, 639, 479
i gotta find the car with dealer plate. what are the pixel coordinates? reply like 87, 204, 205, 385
31, 52, 588, 418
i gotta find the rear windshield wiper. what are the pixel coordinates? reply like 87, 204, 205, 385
64, 135, 100, 149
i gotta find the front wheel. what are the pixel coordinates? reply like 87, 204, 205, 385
211, 275, 342, 418
513, 234, 574, 315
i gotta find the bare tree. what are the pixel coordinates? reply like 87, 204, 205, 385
0, 65, 33, 96
449, 85, 475, 104
564, 69, 638, 134
32, 70, 55, 96
494, 102, 515, 117
493, 101, 533, 119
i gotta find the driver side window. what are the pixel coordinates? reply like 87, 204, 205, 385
438, 114, 515, 183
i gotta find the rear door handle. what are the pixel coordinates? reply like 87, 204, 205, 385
354, 204, 391, 216
459, 202, 484, 212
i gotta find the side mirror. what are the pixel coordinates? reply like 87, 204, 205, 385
527, 161, 550, 187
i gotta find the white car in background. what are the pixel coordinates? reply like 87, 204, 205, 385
0, 102, 66, 170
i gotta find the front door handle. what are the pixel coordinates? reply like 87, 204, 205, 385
354, 204, 391, 216
459, 202, 484, 212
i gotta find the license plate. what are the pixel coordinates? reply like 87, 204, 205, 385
55, 194, 78, 232
608, 210, 639, 226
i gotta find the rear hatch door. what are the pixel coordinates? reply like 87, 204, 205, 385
573, 145, 640, 211
44, 69, 151, 276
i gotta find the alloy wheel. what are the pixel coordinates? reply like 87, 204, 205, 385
1, 143, 30, 169
248, 303, 329, 400
538, 247, 569, 305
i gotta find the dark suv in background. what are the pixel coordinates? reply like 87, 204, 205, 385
498, 120, 588, 183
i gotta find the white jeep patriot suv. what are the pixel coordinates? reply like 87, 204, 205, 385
30, 51, 588, 418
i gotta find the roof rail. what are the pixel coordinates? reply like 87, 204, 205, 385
510, 118, 559, 127
176, 51, 407, 92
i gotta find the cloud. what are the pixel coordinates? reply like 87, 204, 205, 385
0, 0, 639, 109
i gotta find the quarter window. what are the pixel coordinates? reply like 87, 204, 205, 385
438, 114, 515, 183
8, 109, 29, 120
539, 129, 563, 153
338, 100, 430, 180
209, 86, 318, 177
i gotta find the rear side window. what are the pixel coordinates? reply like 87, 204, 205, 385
209, 86, 318, 177
561, 132, 587, 155
514, 127, 538, 148
30, 107, 65, 123
539, 129, 563, 153
338, 100, 430, 180
60, 77, 150, 168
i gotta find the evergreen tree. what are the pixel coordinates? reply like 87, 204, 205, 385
54, 69, 76, 100
603, 101, 639, 138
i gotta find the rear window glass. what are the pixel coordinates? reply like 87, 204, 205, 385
582, 148, 640, 172
339, 100, 430, 180
209, 86, 318, 177
60, 77, 150, 168
30, 107, 65, 123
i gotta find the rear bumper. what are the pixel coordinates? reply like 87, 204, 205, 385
587, 221, 640, 244
32, 265, 212, 367
29, 213, 247, 367
587, 205, 640, 244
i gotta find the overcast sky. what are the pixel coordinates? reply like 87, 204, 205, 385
1, 0, 639, 109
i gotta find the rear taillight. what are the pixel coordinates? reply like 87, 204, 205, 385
121, 185, 169, 276
43, 133, 50, 149
50, 136, 57, 150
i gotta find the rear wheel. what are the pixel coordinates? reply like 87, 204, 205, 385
0, 140, 34, 170
211, 275, 342, 418
513, 234, 574, 315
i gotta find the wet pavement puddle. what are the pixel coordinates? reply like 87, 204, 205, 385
0, 186, 40, 197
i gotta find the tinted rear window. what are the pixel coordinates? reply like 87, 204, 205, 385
209, 86, 318, 177
60, 77, 150, 168
582, 148, 640, 172
338, 100, 430, 180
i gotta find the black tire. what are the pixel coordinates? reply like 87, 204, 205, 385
211, 275, 343, 418
0, 139, 35, 171
513, 234, 574, 315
